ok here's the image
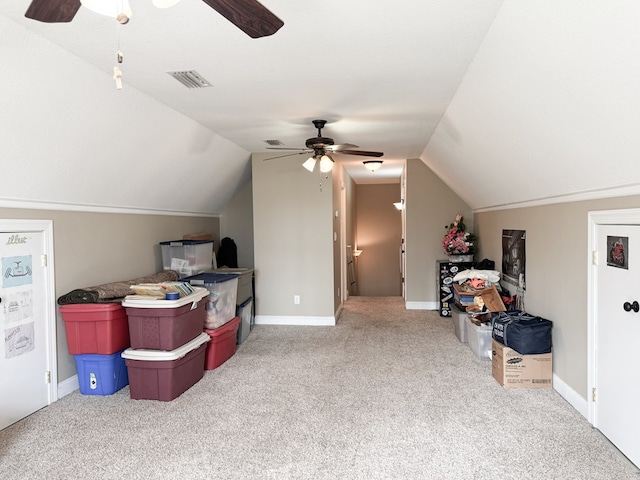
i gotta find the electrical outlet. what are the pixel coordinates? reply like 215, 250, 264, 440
294, 295, 300, 305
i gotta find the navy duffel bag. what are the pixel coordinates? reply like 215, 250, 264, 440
491, 311, 553, 355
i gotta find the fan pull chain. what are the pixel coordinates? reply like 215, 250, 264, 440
113, 25, 124, 90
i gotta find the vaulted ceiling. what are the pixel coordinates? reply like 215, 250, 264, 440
2, 1, 639, 213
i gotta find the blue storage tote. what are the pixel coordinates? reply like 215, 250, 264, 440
74, 350, 129, 396
184, 273, 239, 329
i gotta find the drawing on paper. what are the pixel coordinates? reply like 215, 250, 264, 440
4, 322, 35, 359
2, 255, 33, 288
3, 290, 34, 325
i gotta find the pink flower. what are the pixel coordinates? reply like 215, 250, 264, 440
443, 215, 477, 255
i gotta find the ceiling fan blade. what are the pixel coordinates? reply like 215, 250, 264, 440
338, 150, 384, 158
25, 0, 81, 23
201, 0, 284, 38
266, 147, 309, 151
263, 151, 310, 161
327, 143, 359, 151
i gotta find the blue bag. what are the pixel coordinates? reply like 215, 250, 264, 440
491, 310, 552, 355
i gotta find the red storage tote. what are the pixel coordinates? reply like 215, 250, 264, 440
59, 303, 130, 355
204, 316, 240, 370
121, 332, 209, 401
122, 287, 208, 351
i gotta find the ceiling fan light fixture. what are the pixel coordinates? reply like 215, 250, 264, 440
319, 155, 334, 173
302, 156, 317, 172
363, 160, 383, 172
80, 0, 132, 20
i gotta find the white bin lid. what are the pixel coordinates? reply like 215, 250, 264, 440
121, 332, 210, 361
121, 287, 208, 309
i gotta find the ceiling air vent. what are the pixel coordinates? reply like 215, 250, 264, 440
167, 70, 212, 89
264, 139, 284, 146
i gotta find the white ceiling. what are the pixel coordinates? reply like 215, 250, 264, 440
1, 0, 504, 184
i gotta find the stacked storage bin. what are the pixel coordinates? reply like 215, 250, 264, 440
465, 316, 493, 361
120, 288, 210, 401
212, 268, 254, 344
159, 239, 215, 278
59, 304, 130, 396
184, 273, 241, 369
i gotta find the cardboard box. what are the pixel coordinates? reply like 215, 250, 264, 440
183, 233, 214, 241
492, 339, 552, 388
478, 285, 506, 312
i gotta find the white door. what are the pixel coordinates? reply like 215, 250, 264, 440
594, 224, 640, 467
0, 224, 56, 430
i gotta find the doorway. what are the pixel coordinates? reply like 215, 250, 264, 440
588, 208, 640, 468
0, 220, 57, 430
354, 183, 402, 296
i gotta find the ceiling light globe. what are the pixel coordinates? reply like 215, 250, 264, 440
80, 0, 133, 19
319, 155, 334, 173
302, 156, 317, 172
363, 160, 383, 171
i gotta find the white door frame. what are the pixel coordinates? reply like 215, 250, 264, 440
1, 219, 58, 405
587, 207, 640, 426
340, 180, 348, 302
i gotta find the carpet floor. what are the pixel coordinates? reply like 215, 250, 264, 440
1, 296, 638, 479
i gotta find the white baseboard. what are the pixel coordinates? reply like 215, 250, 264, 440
57, 375, 79, 399
553, 373, 589, 419
255, 315, 336, 326
405, 301, 437, 310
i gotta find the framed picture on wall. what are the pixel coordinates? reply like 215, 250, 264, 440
606, 235, 628, 269
502, 230, 526, 287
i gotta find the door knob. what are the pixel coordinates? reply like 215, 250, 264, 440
623, 301, 639, 313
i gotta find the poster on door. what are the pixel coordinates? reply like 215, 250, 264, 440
606, 235, 628, 269
2, 254, 36, 358
3, 255, 33, 288
5, 322, 35, 359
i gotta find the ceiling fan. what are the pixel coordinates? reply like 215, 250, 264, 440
24, 0, 284, 38
267, 119, 384, 173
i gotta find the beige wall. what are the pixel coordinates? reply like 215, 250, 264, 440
404, 159, 473, 305
219, 179, 254, 268
251, 153, 335, 319
475, 194, 640, 400
0, 207, 218, 382
355, 184, 402, 296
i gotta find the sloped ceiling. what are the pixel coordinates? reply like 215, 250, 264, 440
423, 2, 640, 210
2, 1, 638, 214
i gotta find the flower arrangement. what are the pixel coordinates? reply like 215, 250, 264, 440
442, 214, 477, 255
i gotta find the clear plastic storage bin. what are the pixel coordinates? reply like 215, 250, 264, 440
465, 316, 492, 361
160, 240, 214, 278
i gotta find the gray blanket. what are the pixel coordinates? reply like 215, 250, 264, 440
57, 270, 179, 305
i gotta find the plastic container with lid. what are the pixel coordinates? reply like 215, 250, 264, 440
121, 332, 210, 401
59, 303, 130, 355
184, 273, 239, 329
159, 240, 214, 278
122, 287, 208, 350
